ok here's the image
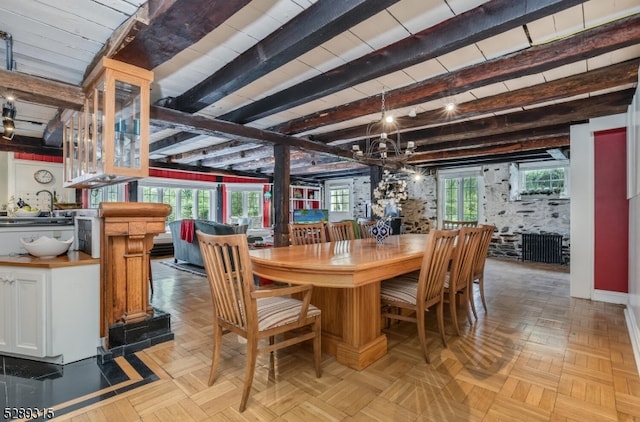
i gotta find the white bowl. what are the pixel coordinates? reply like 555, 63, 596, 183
14, 208, 42, 217
20, 236, 74, 258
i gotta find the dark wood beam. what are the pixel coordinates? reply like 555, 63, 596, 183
415, 150, 557, 169
277, 13, 640, 135
219, 0, 587, 124
0, 136, 62, 156
415, 124, 570, 153
149, 105, 353, 159
402, 89, 634, 145
169, 143, 264, 166
410, 135, 569, 164
0, 69, 84, 110
149, 132, 201, 153
273, 144, 290, 247
174, 0, 401, 113
111, 0, 252, 70
149, 160, 271, 181
313, 59, 640, 143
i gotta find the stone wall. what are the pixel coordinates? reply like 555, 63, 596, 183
481, 164, 570, 263
345, 163, 571, 263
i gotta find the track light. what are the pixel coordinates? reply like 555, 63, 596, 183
2, 102, 16, 140
2, 102, 16, 121
2, 121, 14, 140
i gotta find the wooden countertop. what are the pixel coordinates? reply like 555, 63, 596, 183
0, 251, 99, 268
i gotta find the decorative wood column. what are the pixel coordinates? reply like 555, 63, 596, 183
99, 202, 171, 340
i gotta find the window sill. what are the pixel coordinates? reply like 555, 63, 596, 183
517, 194, 569, 201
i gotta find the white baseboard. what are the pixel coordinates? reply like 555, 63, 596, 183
624, 307, 640, 377
592, 289, 628, 304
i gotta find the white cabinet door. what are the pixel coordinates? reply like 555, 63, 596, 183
0, 270, 13, 352
12, 270, 47, 357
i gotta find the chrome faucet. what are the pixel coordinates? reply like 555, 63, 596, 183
36, 190, 54, 217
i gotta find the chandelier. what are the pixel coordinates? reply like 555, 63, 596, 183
352, 89, 415, 164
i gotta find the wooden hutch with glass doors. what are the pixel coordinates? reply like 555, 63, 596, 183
62, 58, 153, 189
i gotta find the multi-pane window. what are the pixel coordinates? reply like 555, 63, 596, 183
441, 172, 479, 222
519, 163, 568, 196
89, 183, 126, 208
162, 188, 177, 222
329, 187, 350, 212
228, 190, 262, 228
180, 189, 194, 219
196, 190, 210, 220
141, 186, 159, 203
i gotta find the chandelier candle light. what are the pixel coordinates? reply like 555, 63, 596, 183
352, 89, 416, 164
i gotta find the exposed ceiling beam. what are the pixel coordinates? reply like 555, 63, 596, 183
403, 89, 634, 146
410, 135, 569, 164
111, 0, 252, 70
149, 159, 271, 181
0, 68, 84, 110
283, 13, 640, 136
219, 0, 587, 124
315, 59, 640, 143
174, 0, 402, 113
0, 136, 63, 156
150, 105, 353, 159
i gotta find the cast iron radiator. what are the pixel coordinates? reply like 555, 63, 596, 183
521, 233, 563, 264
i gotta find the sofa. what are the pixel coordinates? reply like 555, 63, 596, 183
169, 220, 239, 267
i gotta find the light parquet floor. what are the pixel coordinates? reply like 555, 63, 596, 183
56, 258, 640, 421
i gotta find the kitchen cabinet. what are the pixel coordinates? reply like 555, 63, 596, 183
0, 259, 100, 364
0, 269, 46, 357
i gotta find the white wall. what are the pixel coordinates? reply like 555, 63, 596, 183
626, 84, 640, 367
0, 154, 75, 213
570, 114, 628, 301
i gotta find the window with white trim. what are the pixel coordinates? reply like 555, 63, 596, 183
438, 167, 482, 224
329, 186, 350, 212
516, 161, 569, 198
227, 185, 263, 228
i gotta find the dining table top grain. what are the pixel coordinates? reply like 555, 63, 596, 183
249, 233, 430, 288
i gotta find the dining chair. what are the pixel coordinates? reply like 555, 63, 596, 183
442, 220, 478, 229
444, 226, 483, 336
358, 220, 376, 239
196, 231, 322, 412
471, 224, 495, 313
380, 229, 458, 363
326, 221, 356, 241
289, 222, 327, 245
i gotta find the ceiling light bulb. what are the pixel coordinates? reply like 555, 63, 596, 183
385, 115, 394, 124
445, 103, 455, 112
408, 108, 417, 117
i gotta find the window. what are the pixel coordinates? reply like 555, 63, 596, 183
518, 161, 569, 197
138, 183, 219, 224
439, 167, 481, 223
329, 187, 350, 212
228, 188, 262, 228
443, 177, 478, 221
161, 188, 177, 222
196, 190, 210, 220
89, 183, 126, 208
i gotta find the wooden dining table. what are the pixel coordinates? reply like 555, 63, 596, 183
249, 233, 430, 370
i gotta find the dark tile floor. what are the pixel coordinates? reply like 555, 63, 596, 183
0, 353, 158, 419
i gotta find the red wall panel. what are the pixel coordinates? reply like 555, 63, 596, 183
594, 128, 628, 292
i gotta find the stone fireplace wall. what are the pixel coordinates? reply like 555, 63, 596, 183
347, 163, 570, 263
